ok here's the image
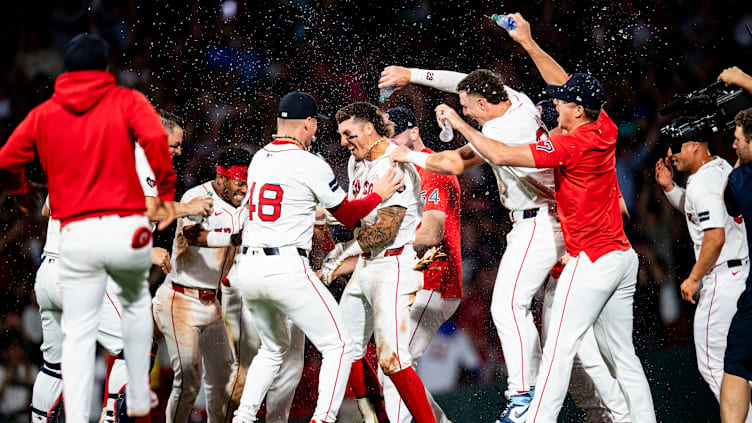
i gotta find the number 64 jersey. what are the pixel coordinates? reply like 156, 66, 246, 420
240, 140, 348, 249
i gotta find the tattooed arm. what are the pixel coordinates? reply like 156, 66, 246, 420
355, 205, 407, 252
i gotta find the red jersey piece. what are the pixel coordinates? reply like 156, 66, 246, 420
0, 71, 176, 225
529, 110, 629, 261
416, 148, 462, 298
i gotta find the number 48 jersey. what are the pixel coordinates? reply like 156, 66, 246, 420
241, 141, 347, 250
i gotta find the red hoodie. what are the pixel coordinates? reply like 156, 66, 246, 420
0, 71, 176, 225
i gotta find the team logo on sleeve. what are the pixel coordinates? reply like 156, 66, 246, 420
146, 177, 156, 188
698, 211, 710, 222
328, 178, 338, 192
734, 216, 744, 224
535, 140, 555, 153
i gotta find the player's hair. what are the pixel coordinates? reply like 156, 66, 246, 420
735, 107, 752, 143
583, 107, 602, 122
457, 69, 509, 104
157, 109, 184, 133
216, 147, 252, 168
335, 102, 395, 138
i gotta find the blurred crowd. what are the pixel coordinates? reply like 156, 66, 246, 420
2, 0, 752, 420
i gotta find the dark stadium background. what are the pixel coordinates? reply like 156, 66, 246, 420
1, 0, 751, 421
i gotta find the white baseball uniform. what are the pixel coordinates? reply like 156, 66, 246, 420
339, 141, 424, 369
222, 281, 305, 423
409, 69, 564, 396
152, 181, 240, 423
663, 157, 752, 417
228, 140, 353, 423
32, 189, 152, 423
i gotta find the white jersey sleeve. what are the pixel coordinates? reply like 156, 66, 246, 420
134, 143, 158, 197
303, 156, 347, 209
663, 185, 686, 212
42, 195, 60, 257
409, 69, 468, 93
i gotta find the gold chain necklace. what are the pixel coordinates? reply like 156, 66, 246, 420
272, 134, 305, 150
365, 137, 387, 161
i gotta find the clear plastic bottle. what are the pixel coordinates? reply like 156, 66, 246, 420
491, 14, 516, 30
439, 120, 454, 142
379, 86, 396, 103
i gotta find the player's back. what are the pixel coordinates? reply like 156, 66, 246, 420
242, 141, 346, 251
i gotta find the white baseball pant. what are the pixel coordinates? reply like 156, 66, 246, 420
542, 275, 630, 423
32, 257, 141, 423
31, 256, 63, 423
58, 214, 153, 423
152, 281, 233, 423
229, 248, 353, 423
222, 282, 305, 423
380, 289, 460, 423
490, 211, 564, 395
339, 246, 422, 371
527, 248, 655, 423
693, 260, 752, 421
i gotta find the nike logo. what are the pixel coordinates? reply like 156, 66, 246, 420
733, 271, 740, 276
513, 409, 528, 419
214, 212, 222, 216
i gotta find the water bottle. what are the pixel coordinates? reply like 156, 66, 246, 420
379, 86, 396, 103
491, 14, 516, 30
439, 119, 454, 143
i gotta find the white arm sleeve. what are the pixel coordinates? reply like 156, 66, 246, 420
409, 69, 467, 94
663, 184, 686, 212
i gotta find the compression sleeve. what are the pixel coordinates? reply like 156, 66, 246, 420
328, 192, 383, 228
409, 69, 468, 93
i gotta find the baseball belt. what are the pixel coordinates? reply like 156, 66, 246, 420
240, 246, 308, 257
172, 282, 217, 301
509, 203, 557, 223
361, 246, 404, 259
709, 258, 748, 274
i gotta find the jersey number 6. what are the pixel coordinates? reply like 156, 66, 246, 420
247, 183, 283, 222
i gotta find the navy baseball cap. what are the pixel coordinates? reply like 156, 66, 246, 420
278, 91, 328, 120
64, 34, 110, 72
546, 73, 605, 110
386, 107, 419, 135
536, 99, 558, 130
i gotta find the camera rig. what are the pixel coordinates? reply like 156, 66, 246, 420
659, 80, 752, 152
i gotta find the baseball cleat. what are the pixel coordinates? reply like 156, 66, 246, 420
494, 390, 534, 423
356, 397, 381, 423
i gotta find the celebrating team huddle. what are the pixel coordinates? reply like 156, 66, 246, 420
5, 9, 752, 423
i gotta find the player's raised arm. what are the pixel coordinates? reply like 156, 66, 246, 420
379, 65, 467, 94
655, 156, 686, 211
390, 144, 484, 175
502, 13, 568, 85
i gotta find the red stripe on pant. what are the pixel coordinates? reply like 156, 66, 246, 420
531, 256, 580, 422
301, 256, 346, 420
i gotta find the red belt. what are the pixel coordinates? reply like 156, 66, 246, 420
172, 282, 217, 301
361, 246, 404, 259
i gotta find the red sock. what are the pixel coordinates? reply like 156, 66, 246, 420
133, 413, 151, 423
389, 367, 436, 423
348, 358, 390, 422
102, 354, 117, 408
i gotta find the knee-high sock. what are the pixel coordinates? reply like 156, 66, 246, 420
388, 367, 436, 423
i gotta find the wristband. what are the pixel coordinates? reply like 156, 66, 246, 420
206, 232, 232, 247
406, 151, 429, 169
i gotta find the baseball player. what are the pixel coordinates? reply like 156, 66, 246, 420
152, 147, 253, 423
32, 112, 212, 423
655, 139, 750, 416
379, 66, 564, 422
319, 102, 436, 423
395, 13, 656, 422
537, 99, 629, 423
0, 34, 177, 423
229, 92, 403, 423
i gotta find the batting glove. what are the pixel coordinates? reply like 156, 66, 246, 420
320, 239, 364, 286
